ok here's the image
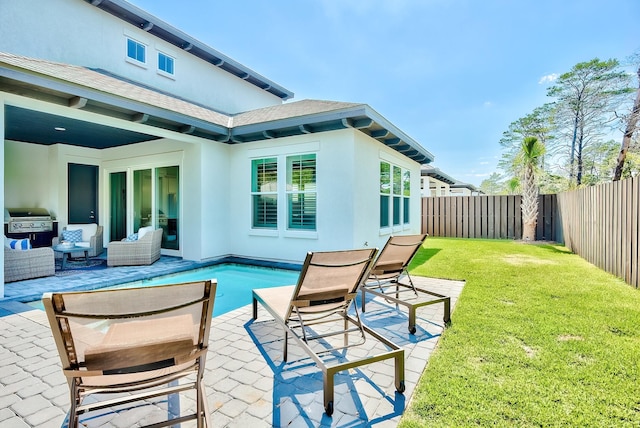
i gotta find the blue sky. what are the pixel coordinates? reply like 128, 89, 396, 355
129, 0, 639, 186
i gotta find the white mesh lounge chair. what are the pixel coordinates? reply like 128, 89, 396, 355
361, 234, 451, 334
252, 248, 405, 416
43, 279, 216, 427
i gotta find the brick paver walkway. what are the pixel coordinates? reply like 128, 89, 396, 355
0, 277, 464, 427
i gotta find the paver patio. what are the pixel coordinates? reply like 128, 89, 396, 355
0, 276, 464, 427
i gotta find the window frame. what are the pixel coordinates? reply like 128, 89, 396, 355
157, 51, 175, 77
125, 37, 147, 67
251, 158, 278, 230
380, 160, 411, 233
286, 153, 317, 231
249, 151, 318, 238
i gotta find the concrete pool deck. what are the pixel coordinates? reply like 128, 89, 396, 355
0, 271, 464, 427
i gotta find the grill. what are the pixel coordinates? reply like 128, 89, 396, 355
6, 208, 53, 233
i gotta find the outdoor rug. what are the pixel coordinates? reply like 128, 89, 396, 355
54, 257, 107, 275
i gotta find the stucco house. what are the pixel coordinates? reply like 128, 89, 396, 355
0, 0, 434, 296
421, 165, 481, 197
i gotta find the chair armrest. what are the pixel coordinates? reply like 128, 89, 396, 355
89, 226, 104, 248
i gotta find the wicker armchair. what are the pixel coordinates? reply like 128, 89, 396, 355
52, 224, 104, 258
4, 247, 55, 282
107, 228, 163, 267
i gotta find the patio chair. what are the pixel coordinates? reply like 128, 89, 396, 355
43, 279, 216, 427
361, 234, 451, 334
252, 248, 405, 416
52, 223, 104, 257
107, 227, 162, 266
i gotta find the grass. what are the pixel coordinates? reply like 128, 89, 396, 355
399, 238, 640, 427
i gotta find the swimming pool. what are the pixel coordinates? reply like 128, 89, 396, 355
28, 263, 300, 316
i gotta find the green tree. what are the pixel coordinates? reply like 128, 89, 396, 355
499, 104, 555, 178
614, 58, 640, 180
547, 58, 632, 186
517, 137, 545, 241
479, 172, 505, 195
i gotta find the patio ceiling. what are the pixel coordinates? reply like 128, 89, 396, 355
4, 105, 158, 148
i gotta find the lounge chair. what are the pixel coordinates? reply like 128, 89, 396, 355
361, 234, 451, 334
252, 248, 405, 416
43, 279, 216, 427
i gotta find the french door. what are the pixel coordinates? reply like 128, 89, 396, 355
110, 165, 179, 251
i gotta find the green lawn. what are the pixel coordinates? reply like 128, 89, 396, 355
399, 238, 640, 427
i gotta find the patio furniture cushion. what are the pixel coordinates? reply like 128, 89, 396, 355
62, 229, 83, 243
4, 237, 31, 250
137, 226, 154, 239
66, 223, 98, 242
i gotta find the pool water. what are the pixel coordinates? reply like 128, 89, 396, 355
29, 263, 300, 316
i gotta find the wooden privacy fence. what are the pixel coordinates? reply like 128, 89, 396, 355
556, 177, 639, 289
421, 179, 640, 288
422, 194, 558, 241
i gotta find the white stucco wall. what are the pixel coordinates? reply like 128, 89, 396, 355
353, 132, 422, 250
0, 0, 284, 114
194, 140, 231, 261
226, 130, 356, 263
4, 141, 52, 209
225, 129, 423, 264
2, 95, 424, 295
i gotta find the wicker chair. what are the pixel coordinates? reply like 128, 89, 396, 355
107, 228, 163, 267
4, 247, 55, 282
52, 224, 104, 258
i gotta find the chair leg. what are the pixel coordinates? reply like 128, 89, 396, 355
68, 379, 79, 427
198, 379, 212, 427
283, 330, 289, 362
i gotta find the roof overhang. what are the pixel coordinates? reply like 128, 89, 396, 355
0, 61, 230, 147
85, 0, 293, 101
1, 54, 433, 164
421, 166, 456, 184
230, 104, 434, 164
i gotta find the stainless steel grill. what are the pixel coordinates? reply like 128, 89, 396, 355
6, 208, 53, 233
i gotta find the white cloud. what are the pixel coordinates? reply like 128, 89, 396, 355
483, 101, 493, 108
538, 73, 559, 84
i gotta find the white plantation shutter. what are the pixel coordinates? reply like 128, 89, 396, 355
287, 154, 316, 230
252, 158, 278, 228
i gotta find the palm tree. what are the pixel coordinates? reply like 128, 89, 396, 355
518, 136, 546, 241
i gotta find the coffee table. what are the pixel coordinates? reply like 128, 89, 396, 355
53, 244, 89, 270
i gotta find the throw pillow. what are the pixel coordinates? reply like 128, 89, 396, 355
62, 229, 83, 243
6, 238, 31, 250
124, 233, 139, 242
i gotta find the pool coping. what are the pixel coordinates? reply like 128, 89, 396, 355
2, 255, 303, 304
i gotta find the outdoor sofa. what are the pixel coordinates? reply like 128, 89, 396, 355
4, 246, 55, 282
